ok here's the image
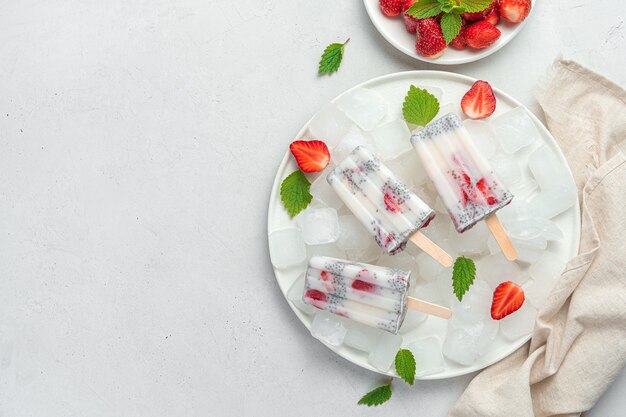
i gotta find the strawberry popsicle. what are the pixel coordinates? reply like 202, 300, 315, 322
410, 113, 517, 260
327, 146, 453, 267
303, 256, 452, 334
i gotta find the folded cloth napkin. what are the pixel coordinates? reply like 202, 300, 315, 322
449, 60, 626, 417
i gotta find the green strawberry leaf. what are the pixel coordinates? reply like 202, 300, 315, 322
357, 384, 392, 406
406, 0, 442, 19
280, 170, 312, 217
395, 349, 416, 385
402, 85, 440, 127
459, 0, 494, 13
440, 13, 463, 44
318, 39, 349, 75
452, 256, 477, 301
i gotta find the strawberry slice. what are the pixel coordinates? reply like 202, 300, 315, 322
289, 140, 330, 173
469, 178, 499, 206
499, 0, 531, 23
384, 192, 402, 213
491, 281, 525, 320
461, 80, 497, 120
352, 279, 376, 293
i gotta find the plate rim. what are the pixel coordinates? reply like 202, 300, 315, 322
267, 70, 581, 379
361, 0, 536, 65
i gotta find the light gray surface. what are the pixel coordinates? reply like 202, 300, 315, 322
0, 1, 624, 416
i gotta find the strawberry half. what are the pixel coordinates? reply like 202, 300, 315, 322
491, 281, 525, 320
415, 18, 447, 58
461, 80, 497, 119
465, 21, 501, 49
289, 140, 330, 173
499, 0, 531, 23
485, 7, 500, 25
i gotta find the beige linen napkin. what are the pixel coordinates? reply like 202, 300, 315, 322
449, 60, 626, 417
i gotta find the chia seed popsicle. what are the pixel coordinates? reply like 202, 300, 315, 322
327, 146, 453, 267
411, 113, 517, 260
303, 256, 452, 334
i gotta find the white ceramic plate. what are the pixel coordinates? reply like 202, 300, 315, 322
267, 71, 580, 379
362, 0, 536, 65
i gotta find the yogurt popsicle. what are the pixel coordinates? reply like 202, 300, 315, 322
328, 146, 452, 267
303, 256, 452, 334
410, 113, 517, 260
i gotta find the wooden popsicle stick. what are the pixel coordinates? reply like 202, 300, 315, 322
408, 231, 453, 268
407, 297, 452, 319
485, 214, 518, 261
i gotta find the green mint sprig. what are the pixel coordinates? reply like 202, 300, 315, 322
452, 256, 477, 301
402, 85, 440, 127
406, 0, 493, 44
318, 39, 349, 75
280, 170, 312, 217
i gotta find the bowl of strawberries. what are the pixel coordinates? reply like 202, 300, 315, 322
363, 0, 534, 64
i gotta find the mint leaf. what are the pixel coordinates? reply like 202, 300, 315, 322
402, 85, 440, 127
459, 0, 493, 13
440, 13, 463, 44
318, 39, 349, 75
452, 256, 477, 301
357, 384, 392, 406
395, 349, 416, 385
406, 0, 442, 19
280, 170, 312, 217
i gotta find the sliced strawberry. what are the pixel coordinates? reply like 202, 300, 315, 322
485, 7, 500, 25
304, 289, 328, 309
384, 192, 402, 213
289, 140, 330, 173
352, 278, 376, 293
491, 281, 525, 320
469, 178, 499, 205
415, 18, 447, 58
465, 21, 501, 49
461, 0, 496, 21
499, 0, 531, 23
403, 13, 418, 33
461, 80, 497, 119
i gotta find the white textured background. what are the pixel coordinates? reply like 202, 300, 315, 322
0, 1, 624, 416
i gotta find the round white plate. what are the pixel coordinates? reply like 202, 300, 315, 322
267, 71, 580, 379
362, 0, 536, 65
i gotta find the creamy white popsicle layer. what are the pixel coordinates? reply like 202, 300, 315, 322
327, 146, 436, 255
410, 113, 514, 233
303, 256, 411, 333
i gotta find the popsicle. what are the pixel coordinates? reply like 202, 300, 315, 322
303, 256, 452, 334
327, 146, 453, 267
410, 113, 517, 260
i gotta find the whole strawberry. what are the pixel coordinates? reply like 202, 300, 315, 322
415, 18, 447, 58
499, 0, 531, 23
379, 0, 413, 17
461, 0, 497, 21
450, 19, 468, 50
465, 20, 501, 49
403, 14, 418, 33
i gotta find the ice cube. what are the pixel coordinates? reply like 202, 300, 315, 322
434, 196, 447, 214
336, 88, 388, 131
436, 102, 459, 120
463, 119, 497, 159
447, 221, 489, 255
528, 145, 576, 192
377, 251, 416, 272
499, 303, 537, 341
296, 207, 340, 245
331, 125, 374, 164
529, 255, 567, 284
400, 310, 428, 333
509, 178, 539, 200
415, 252, 446, 282
443, 318, 498, 365
413, 279, 446, 305
368, 333, 403, 372
306, 242, 346, 260
487, 235, 545, 264
413, 185, 437, 208
540, 220, 564, 241
490, 153, 521, 185
346, 239, 382, 263
530, 188, 578, 220
449, 280, 492, 324
387, 151, 428, 187
269, 228, 307, 268
310, 311, 348, 346
419, 85, 444, 102
287, 273, 317, 315
476, 254, 526, 289
310, 166, 344, 210
369, 119, 412, 161
420, 212, 451, 242
308, 103, 353, 147
491, 107, 539, 154
523, 277, 556, 309
406, 337, 445, 377
337, 215, 370, 250
344, 322, 385, 352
